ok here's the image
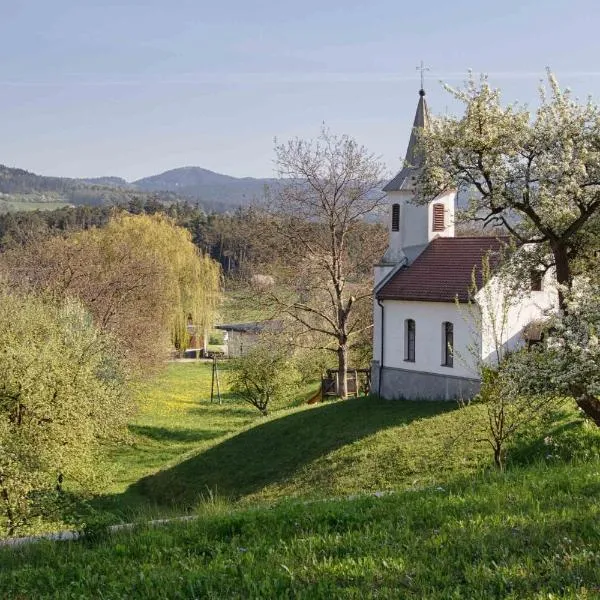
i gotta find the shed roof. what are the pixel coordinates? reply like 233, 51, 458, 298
376, 236, 509, 303
214, 320, 282, 334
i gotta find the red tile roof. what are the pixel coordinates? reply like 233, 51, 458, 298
377, 236, 509, 303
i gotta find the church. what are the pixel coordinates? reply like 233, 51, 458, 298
371, 88, 557, 401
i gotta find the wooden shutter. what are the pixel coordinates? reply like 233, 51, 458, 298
391, 204, 400, 232
432, 203, 445, 232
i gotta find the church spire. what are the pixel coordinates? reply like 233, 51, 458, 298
383, 87, 430, 192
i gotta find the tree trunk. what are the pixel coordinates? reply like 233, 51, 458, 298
550, 242, 572, 312
0, 476, 15, 536
337, 342, 348, 399
576, 394, 600, 427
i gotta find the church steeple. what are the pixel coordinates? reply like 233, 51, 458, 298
375, 83, 455, 278
383, 88, 430, 192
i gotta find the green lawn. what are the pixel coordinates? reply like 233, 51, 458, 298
3, 362, 600, 598
3, 463, 600, 598
86, 362, 600, 520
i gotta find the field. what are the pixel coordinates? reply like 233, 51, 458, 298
0, 195, 70, 213
2, 362, 600, 598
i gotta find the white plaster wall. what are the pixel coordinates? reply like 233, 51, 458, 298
384, 190, 408, 263
476, 271, 558, 364
373, 297, 383, 363
381, 300, 480, 379
401, 192, 430, 249
384, 189, 456, 260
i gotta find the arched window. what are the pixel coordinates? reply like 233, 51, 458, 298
391, 204, 400, 232
404, 319, 415, 362
432, 203, 445, 232
442, 321, 454, 367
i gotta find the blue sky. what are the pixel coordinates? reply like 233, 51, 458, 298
2, 0, 600, 180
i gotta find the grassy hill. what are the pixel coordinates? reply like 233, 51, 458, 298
2, 362, 600, 598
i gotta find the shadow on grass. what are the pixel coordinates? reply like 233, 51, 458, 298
128, 425, 227, 444
110, 396, 456, 509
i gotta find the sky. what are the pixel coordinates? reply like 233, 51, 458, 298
2, 0, 600, 181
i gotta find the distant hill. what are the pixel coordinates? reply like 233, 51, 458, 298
133, 166, 278, 206
0, 164, 277, 213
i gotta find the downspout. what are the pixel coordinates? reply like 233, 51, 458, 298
377, 298, 385, 398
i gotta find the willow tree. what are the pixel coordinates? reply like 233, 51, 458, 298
1, 213, 221, 370
418, 70, 600, 310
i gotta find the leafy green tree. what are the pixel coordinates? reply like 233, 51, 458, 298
229, 344, 301, 415
0, 290, 131, 535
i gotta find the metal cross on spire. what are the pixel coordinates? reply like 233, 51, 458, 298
416, 60, 430, 93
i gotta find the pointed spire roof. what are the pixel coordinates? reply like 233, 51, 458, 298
383, 88, 430, 192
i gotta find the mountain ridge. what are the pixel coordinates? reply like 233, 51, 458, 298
0, 164, 277, 212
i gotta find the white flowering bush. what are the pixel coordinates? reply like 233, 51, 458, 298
543, 281, 600, 424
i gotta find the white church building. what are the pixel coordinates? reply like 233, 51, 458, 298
371, 88, 557, 401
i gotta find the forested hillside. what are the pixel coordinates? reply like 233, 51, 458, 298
0, 164, 276, 213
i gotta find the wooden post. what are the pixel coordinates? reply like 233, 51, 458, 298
210, 355, 216, 403
214, 356, 222, 405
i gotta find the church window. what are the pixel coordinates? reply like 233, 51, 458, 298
432, 203, 445, 232
404, 319, 415, 362
442, 322, 454, 367
391, 204, 400, 232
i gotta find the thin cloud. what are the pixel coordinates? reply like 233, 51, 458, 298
1, 70, 599, 87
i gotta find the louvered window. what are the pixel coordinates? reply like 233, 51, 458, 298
391, 204, 400, 232
432, 203, 445, 232
442, 322, 454, 367
405, 319, 415, 362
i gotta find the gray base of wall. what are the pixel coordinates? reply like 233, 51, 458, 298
371, 361, 480, 401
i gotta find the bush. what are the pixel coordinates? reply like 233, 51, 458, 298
229, 344, 301, 415
0, 289, 131, 536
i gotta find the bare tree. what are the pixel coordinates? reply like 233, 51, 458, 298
269, 127, 387, 398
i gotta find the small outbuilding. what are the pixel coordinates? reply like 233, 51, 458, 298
214, 321, 280, 357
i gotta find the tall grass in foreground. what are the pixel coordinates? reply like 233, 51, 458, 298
2, 462, 600, 599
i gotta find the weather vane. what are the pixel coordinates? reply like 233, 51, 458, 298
416, 60, 430, 91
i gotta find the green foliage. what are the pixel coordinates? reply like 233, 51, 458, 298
474, 355, 559, 470
292, 347, 334, 384
0, 289, 131, 535
3, 462, 600, 598
1, 213, 222, 368
229, 344, 301, 415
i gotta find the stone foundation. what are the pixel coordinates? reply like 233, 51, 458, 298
371, 361, 480, 401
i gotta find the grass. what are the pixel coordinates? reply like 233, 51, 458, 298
0, 198, 69, 212
3, 362, 600, 597
2, 463, 600, 598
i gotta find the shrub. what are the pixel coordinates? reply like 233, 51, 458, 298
0, 289, 131, 535
229, 344, 301, 415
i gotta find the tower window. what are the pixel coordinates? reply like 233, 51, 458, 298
442, 322, 454, 367
432, 203, 445, 232
404, 319, 415, 362
391, 204, 400, 232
